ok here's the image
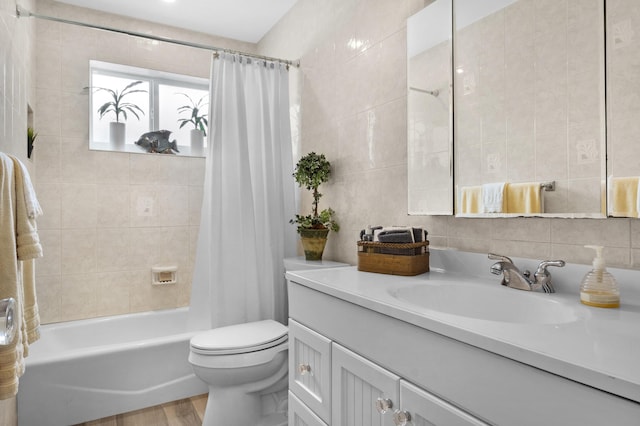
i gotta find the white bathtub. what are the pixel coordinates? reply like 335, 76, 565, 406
17, 307, 208, 426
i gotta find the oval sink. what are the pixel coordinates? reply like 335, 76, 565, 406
389, 281, 579, 324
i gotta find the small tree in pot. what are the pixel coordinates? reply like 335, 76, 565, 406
290, 152, 339, 260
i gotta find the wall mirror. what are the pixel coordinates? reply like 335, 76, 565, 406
407, 0, 454, 215
453, 0, 606, 218
606, 1, 640, 218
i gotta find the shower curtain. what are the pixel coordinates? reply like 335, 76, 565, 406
188, 52, 297, 330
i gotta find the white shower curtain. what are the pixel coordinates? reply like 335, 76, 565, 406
188, 52, 297, 330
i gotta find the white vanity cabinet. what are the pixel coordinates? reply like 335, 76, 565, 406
331, 342, 489, 426
289, 320, 332, 425
287, 273, 640, 426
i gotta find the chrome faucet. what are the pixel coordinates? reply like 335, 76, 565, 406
488, 253, 565, 293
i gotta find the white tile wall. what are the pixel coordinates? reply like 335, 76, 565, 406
31, 0, 256, 323
258, 0, 640, 270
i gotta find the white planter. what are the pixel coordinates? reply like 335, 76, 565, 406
109, 122, 126, 149
190, 129, 205, 156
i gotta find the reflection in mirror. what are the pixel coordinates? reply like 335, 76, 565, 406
454, 0, 606, 218
607, 1, 640, 218
407, 0, 453, 215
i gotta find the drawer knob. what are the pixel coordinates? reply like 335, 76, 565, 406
393, 409, 412, 426
375, 397, 393, 414
298, 363, 312, 375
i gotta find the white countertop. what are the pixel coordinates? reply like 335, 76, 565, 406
285, 249, 640, 404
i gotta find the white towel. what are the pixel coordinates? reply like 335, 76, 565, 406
482, 182, 506, 213
12, 158, 42, 219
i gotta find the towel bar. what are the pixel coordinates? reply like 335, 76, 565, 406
540, 181, 555, 192
0, 297, 16, 346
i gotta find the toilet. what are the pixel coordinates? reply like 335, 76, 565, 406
188, 257, 349, 426
189, 320, 289, 425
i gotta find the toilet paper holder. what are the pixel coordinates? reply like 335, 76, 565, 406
0, 297, 17, 346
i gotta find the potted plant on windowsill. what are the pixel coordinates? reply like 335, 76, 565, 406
177, 93, 208, 156
290, 152, 339, 260
91, 80, 146, 148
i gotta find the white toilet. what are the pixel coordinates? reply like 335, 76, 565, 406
188, 257, 349, 426
189, 320, 289, 425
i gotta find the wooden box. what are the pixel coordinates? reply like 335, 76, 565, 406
357, 240, 429, 276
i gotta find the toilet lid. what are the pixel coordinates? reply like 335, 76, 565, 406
190, 320, 288, 355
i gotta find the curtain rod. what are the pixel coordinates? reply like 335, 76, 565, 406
15, 5, 300, 68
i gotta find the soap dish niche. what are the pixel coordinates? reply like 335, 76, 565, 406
151, 266, 177, 285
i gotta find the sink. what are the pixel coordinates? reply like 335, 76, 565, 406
389, 281, 579, 324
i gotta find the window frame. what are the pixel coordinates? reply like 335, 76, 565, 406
88, 60, 210, 157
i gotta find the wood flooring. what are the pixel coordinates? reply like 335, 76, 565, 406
74, 394, 207, 426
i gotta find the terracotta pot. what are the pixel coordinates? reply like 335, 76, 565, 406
299, 228, 330, 260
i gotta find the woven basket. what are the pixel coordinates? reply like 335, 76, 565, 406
357, 240, 429, 276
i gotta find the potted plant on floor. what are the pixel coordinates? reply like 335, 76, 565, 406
92, 80, 147, 148
290, 152, 339, 260
177, 93, 208, 156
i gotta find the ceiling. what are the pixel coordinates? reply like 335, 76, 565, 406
51, 0, 299, 43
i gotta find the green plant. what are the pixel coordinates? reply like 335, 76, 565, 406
290, 152, 339, 233
92, 80, 147, 123
27, 127, 38, 158
177, 93, 208, 136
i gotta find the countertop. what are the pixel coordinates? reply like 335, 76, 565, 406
285, 249, 640, 404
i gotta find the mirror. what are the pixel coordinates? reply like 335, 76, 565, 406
407, 0, 454, 215
606, 1, 640, 218
453, 0, 606, 218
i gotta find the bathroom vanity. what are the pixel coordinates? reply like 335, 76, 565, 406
286, 249, 640, 425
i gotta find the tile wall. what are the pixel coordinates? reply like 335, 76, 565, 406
32, 0, 257, 324
259, 0, 640, 270
1, 0, 35, 420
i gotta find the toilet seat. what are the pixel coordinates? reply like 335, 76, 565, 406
190, 320, 288, 355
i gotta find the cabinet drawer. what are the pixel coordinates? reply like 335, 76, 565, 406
289, 391, 329, 426
289, 319, 332, 423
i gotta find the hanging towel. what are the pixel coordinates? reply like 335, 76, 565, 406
0, 153, 42, 400
460, 186, 482, 214
482, 182, 506, 213
609, 176, 639, 217
506, 182, 542, 214
12, 158, 42, 219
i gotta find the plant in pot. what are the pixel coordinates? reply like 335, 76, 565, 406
177, 93, 208, 156
92, 80, 147, 147
290, 152, 339, 260
27, 127, 38, 159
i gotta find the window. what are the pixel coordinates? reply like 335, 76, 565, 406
88, 60, 209, 156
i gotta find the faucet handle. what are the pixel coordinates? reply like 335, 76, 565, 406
536, 260, 565, 276
488, 253, 514, 264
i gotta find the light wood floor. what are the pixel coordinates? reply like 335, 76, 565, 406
75, 394, 207, 426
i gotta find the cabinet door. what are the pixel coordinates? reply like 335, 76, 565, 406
289, 391, 329, 426
289, 319, 332, 423
396, 380, 489, 426
332, 343, 400, 426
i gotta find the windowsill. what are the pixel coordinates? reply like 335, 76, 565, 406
90, 141, 206, 158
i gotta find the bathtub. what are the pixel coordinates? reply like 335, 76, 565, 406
17, 307, 208, 426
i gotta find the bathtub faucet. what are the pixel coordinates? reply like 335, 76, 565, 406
488, 253, 565, 293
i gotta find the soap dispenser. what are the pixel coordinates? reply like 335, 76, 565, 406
580, 245, 620, 308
